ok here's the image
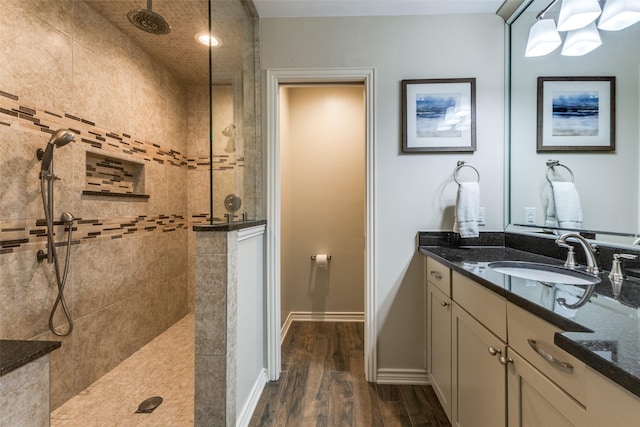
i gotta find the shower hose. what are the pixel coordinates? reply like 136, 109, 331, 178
40, 177, 74, 336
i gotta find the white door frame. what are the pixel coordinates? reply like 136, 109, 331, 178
265, 67, 376, 382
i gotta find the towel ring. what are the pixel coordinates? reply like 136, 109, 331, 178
454, 161, 480, 184
545, 160, 574, 183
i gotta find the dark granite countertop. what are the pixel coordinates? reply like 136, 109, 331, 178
419, 244, 640, 398
0, 340, 61, 377
193, 219, 266, 232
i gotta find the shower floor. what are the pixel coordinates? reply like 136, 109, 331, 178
51, 314, 194, 426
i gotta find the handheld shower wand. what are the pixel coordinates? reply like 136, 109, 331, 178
38, 129, 75, 173
36, 129, 75, 336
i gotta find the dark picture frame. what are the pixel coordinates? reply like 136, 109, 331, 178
537, 76, 615, 152
401, 78, 476, 153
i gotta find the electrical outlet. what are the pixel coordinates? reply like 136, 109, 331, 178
525, 207, 536, 224
478, 207, 486, 226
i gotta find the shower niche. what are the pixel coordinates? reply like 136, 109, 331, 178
83, 152, 148, 198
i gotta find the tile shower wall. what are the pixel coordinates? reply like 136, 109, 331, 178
0, 0, 191, 409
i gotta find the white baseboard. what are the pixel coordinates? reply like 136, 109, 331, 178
236, 368, 268, 427
376, 368, 430, 385
280, 311, 365, 344
280, 312, 293, 345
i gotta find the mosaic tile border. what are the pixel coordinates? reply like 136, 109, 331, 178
0, 91, 244, 172
0, 215, 232, 255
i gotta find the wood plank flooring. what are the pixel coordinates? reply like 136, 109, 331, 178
249, 322, 451, 427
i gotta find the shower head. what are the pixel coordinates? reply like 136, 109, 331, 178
40, 129, 75, 172
128, 0, 171, 35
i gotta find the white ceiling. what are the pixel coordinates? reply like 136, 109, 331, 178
252, 0, 507, 18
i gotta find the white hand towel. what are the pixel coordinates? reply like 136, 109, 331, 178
552, 181, 583, 229
545, 186, 559, 229
453, 182, 479, 238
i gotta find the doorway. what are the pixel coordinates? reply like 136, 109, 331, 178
266, 68, 376, 382
279, 83, 365, 324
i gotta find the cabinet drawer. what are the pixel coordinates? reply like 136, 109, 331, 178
507, 348, 586, 427
426, 257, 451, 297
507, 302, 586, 404
452, 272, 507, 341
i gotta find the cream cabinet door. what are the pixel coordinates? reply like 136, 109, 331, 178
452, 303, 507, 427
427, 282, 452, 421
507, 349, 586, 427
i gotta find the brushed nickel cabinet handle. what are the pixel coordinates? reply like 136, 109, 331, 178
499, 356, 513, 366
441, 301, 450, 307
527, 339, 574, 373
488, 347, 501, 356
430, 271, 443, 280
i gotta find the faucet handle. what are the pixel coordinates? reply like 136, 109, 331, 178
609, 253, 638, 283
613, 253, 638, 261
557, 242, 577, 269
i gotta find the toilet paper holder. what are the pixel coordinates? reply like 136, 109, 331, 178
311, 254, 332, 260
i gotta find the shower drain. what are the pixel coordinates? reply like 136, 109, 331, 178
135, 396, 163, 414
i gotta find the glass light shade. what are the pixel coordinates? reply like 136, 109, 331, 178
557, 0, 602, 31
561, 22, 602, 56
525, 19, 562, 57
598, 0, 640, 31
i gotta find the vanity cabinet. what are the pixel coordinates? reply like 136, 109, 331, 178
451, 271, 508, 427
506, 302, 587, 427
585, 366, 640, 426
452, 302, 507, 427
426, 258, 452, 419
424, 255, 640, 427
506, 349, 586, 427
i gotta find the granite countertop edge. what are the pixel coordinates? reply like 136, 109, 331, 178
419, 245, 640, 399
0, 340, 61, 377
193, 219, 266, 232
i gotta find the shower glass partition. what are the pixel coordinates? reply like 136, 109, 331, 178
205, 0, 262, 225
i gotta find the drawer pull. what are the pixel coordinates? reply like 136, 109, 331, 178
441, 301, 450, 307
527, 339, 574, 373
430, 271, 443, 280
488, 347, 501, 356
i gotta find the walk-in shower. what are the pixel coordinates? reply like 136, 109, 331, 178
36, 129, 75, 337
1, 0, 260, 420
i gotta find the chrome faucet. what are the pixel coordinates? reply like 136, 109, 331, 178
555, 233, 599, 274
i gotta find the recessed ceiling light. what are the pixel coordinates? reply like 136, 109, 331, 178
197, 33, 220, 47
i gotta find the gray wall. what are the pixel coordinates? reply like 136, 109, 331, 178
262, 14, 505, 373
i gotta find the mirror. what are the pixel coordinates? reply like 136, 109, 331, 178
508, 0, 640, 244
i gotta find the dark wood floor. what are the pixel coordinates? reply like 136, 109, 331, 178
249, 321, 451, 426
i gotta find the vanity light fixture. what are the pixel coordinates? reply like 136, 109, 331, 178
598, 0, 640, 31
557, 0, 602, 32
561, 22, 602, 56
196, 33, 220, 47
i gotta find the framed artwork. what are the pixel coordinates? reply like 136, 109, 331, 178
537, 76, 615, 152
401, 78, 476, 153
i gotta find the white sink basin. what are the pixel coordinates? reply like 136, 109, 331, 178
488, 261, 601, 285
